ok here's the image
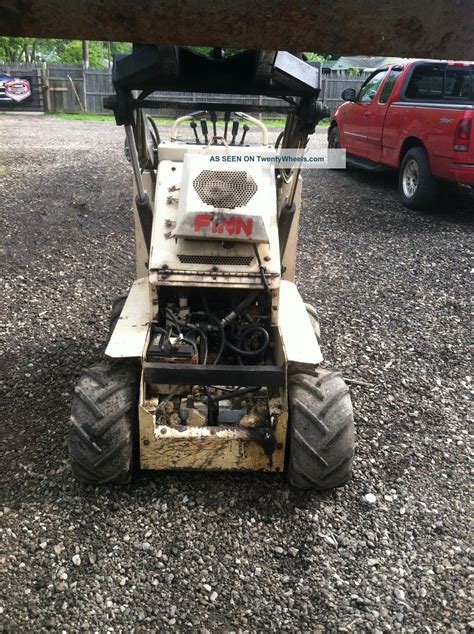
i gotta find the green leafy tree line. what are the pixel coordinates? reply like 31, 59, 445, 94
0, 37, 131, 68
1, 38, 332, 69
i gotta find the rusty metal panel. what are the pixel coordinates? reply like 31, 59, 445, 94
0, 1, 472, 59
138, 395, 288, 472
139, 420, 287, 472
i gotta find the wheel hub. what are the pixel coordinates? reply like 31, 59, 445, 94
402, 158, 419, 198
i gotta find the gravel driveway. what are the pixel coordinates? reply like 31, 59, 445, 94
1, 114, 472, 632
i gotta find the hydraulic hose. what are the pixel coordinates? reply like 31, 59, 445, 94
183, 310, 270, 422
225, 326, 270, 358
186, 327, 208, 365
253, 245, 271, 297
125, 124, 153, 256
221, 290, 259, 327
189, 312, 226, 365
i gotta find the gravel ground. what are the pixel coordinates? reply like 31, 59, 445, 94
1, 114, 472, 632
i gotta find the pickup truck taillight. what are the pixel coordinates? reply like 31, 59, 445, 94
453, 116, 471, 152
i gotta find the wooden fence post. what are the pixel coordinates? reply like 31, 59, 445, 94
82, 65, 88, 112
42, 61, 51, 112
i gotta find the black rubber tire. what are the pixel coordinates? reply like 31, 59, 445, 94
108, 296, 127, 341
328, 125, 340, 149
288, 367, 355, 490
303, 302, 321, 344
399, 146, 438, 210
69, 362, 139, 484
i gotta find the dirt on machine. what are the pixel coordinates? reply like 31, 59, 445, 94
69, 46, 355, 489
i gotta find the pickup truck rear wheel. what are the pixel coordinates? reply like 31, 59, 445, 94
399, 146, 437, 210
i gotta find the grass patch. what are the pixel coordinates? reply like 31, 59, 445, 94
49, 112, 330, 128
50, 112, 177, 125
51, 112, 117, 122
263, 118, 330, 128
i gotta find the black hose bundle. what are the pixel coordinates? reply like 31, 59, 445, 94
163, 299, 271, 419
187, 312, 270, 362
225, 325, 270, 358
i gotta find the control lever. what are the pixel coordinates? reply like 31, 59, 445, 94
124, 125, 153, 257
230, 119, 239, 145
240, 124, 250, 145
188, 110, 208, 118
210, 111, 218, 144
190, 121, 200, 144
200, 119, 209, 145
223, 111, 231, 140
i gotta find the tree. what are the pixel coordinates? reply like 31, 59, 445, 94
0, 37, 132, 68
0, 37, 40, 63
304, 52, 325, 63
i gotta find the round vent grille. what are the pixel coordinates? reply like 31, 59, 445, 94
193, 170, 258, 209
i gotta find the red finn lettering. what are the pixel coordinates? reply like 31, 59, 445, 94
194, 213, 253, 237
236, 216, 253, 237
194, 213, 211, 232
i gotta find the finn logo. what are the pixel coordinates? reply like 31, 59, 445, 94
194, 213, 253, 237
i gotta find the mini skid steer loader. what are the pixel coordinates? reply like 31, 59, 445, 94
69, 46, 355, 489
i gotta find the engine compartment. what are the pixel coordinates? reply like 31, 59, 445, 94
145, 287, 276, 428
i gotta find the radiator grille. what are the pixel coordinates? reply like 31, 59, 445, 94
193, 170, 257, 209
177, 254, 254, 266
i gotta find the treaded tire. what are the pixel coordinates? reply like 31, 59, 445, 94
399, 146, 438, 210
303, 302, 321, 344
328, 125, 340, 149
288, 367, 355, 490
108, 296, 127, 341
69, 362, 139, 484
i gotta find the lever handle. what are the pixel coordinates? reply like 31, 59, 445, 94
240, 123, 250, 145
223, 111, 231, 139
190, 120, 200, 144
210, 111, 218, 143
200, 119, 209, 144
231, 119, 239, 145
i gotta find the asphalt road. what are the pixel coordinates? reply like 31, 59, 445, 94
1, 114, 472, 632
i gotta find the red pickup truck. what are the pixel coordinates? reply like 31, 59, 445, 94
328, 60, 473, 209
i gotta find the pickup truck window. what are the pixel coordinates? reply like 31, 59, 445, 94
379, 68, 402, 103
358, 70, 387, 103
405, 64, 473, 101
406, 65, 444, 100
444, 68, 471, 99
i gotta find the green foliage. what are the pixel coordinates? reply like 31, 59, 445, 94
0, 37, 40, 63
191, 47, 245, 57
304, 52, 325, 63
0, 39, 331, 69
0, 37, 131, 68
